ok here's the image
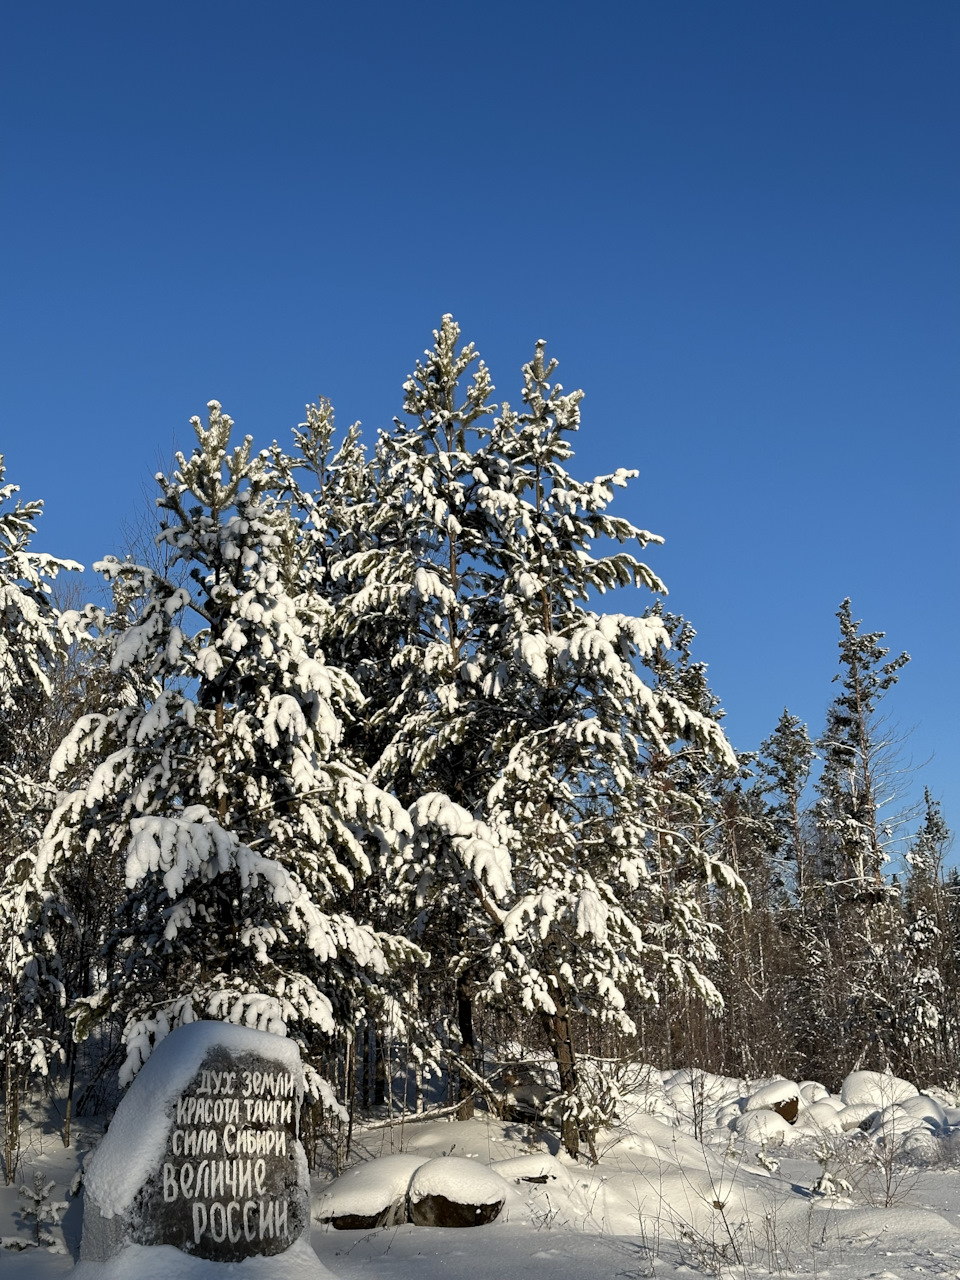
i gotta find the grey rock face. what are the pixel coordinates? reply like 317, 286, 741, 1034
81, 1022, 309, 1264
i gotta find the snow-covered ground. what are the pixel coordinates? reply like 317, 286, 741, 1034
6, 1066, 960, 1278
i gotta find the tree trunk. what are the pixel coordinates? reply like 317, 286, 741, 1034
374, 1028, 386, 1108
456, 970, 476, 1121
343, 1030, 357, 1172
63, 1040, 77, 1148
411, 976, 424, 1114
3, 1058, 19, 1185
361, 1021, 371, 1109
543, 991, 580, 1159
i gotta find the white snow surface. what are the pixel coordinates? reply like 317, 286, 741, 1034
8, 1062, 960, 1279
83, 1021, 303, 1218
900, 1093, 950, 1128
491, 1153, 568, 1182
70, 1238, 333, 1278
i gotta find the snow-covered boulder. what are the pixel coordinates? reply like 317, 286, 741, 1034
840, 1070, 918, 1109
870, 1103, 927, 1144
716, 1101, 744, 1131
900, 1126, 942, 1162
743, 1079, 803, 1123
898, 1094, 948, 1131
799, 1081, 830, 1104
734, 1110, 794, 1144
817, 1095, 846, 1111
408, 1157, 509, 1228
315, 1155, 428, 1230
794, 1100, 844, 1135
80, 1022, 316, 1271
836, 1102, 880, 1131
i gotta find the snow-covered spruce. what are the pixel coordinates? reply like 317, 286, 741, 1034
804, 602, 914, 1075
0, 454, 80, 1177
302, 318, 743, 1156
40, 405, 418, 1092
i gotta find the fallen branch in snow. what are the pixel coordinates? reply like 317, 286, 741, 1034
356, 1100, 465, 1132
441, 1050, 506, 1118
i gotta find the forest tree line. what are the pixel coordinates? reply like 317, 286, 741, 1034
0, 318, 954, 1174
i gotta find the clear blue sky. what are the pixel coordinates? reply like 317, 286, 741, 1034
2, 2, 957, 849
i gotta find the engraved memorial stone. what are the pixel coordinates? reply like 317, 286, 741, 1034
80, 1021, 314, 1267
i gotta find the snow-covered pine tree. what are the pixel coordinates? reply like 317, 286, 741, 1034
727, 709, 821, 1078
324, 319, 742, 1154
899, 791, 957, 1080
811, 599, 910, 1070
40, 404, 416, 1097
815, 598, 909, 891
627, 611, 739, 1067
460, 335, 742, 1153
0, 458, 80, 1181
761, 710, 816, 900
325, 318, 509, 1118
907, 789, 953, 887
268, 399, 398, 771
269, 400, 430, 1114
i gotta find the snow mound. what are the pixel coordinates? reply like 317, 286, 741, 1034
408, 1157, 510, 1206
815, 1205, 960, 1247
661, 1068, 748, 1137
395, 1115, 528, 1162
793, 1100, 844, 1135
840, 1069, 918, 1108
715, 1100, 743, 1131
835, 1101, 879, 1130
869, 1103, 929, 1145
618, 1065, 674, 1120
742, 1078, 802, 1114
734, 1109, 794, 1143
662, 1068, 741, 1114
314, 1154, 427, 1222
898, 1093, 949, 1129
920, 1084, 957, 1107
799, 1080, 830, 1103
